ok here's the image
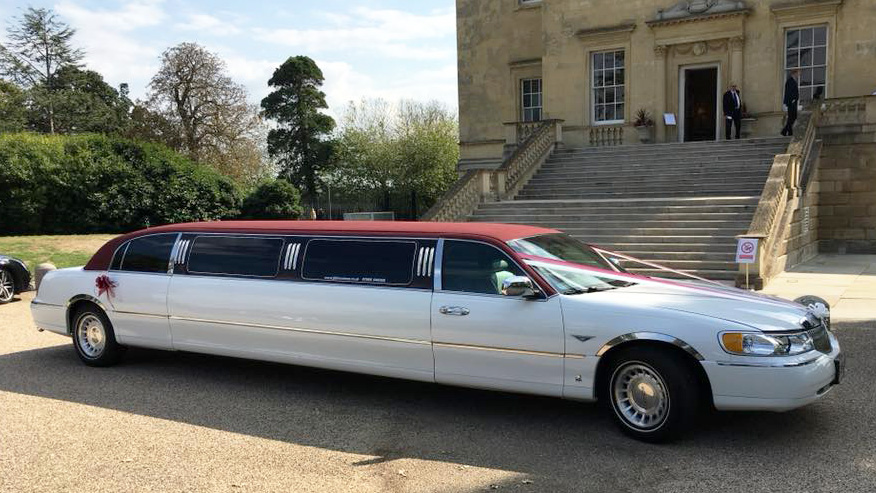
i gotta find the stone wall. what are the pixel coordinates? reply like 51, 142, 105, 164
817, 142, 876, 253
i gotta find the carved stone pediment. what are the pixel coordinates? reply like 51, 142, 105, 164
652, 0, 747, 23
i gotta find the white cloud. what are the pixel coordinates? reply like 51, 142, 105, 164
175, 13, 241, 36
55, 0, 168, 96
253, 7, 455, 60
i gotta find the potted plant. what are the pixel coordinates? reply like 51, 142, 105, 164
634, 108, 654, 143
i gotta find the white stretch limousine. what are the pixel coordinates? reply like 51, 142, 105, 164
31, 221, 842, 441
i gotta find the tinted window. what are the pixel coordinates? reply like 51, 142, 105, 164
110, 243, 127, 270
508, 234, 619, 271
442, 241, 525, 295
121, 234, 177, 273
188, 236, 283, 277
302, 239, 416, 285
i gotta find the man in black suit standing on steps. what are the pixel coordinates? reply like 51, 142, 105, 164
722, 83, 742, 140
782, 69, 800, 136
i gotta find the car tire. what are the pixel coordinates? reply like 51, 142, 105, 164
0, 267, 15, 304
72, 305, 124, 367
602, 346, 701, 443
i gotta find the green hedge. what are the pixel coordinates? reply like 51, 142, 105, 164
0, 133, 241, 234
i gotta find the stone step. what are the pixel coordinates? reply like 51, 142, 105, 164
619, 259, 739, 271
541, 157, 778, 170
581, 241, 738, 252
521, 178, 768, 191
472, 212, 755, 221
626, 268, 738, 281
549, 151, 784, 165
532, 165, 773, 177
471, 219, 752, 230
554, 138, 789, 156
516, 189, 766, 199
547, 148, 782, 160
615, 251, 738, 261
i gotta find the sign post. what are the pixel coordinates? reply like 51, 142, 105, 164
735, 238, 758, 290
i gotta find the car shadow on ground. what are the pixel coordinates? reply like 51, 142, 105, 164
1, 323, 873, 491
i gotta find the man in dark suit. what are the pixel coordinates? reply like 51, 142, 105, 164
722, 83, 742, 140
782, 69, 800, 136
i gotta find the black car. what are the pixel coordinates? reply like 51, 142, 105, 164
0, 255, 31, 304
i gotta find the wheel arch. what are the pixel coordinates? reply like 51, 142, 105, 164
66, 294, 109, 335
594, 333, 713, 408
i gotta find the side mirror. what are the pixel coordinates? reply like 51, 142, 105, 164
502, 276, 540, 298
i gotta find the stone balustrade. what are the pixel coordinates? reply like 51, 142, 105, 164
588, 125, 625, 146
422, 120, 563, 222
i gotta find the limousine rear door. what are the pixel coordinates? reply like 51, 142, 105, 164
431, 240, 565, 397
104, 233, 177, 350
167, 235, 436, 382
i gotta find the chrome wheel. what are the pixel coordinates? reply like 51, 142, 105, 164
612, 362, 670, 431
76, 314, 106, 359
0, 269, 14, 303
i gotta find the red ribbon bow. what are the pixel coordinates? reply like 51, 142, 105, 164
95, 274, 117, 299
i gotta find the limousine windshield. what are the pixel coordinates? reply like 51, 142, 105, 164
508, 233, 625, 272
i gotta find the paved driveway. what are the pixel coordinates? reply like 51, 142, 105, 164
1, 292, 875, 493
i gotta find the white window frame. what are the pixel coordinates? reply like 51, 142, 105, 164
784, 25, 828, 104
520, 78, 543, 123
591, 49, 626, 126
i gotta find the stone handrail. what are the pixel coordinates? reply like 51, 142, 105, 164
738, 104, 821, 288
421, 119, 562, 222
420, 170, 483, 222
499, 119, 562, 199
589, 125, 625, 146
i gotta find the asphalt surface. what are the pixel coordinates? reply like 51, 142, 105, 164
1, 291, 875, 492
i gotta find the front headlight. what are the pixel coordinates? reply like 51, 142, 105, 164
721, 331, 814, 356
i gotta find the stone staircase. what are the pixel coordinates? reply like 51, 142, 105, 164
469, 138, 790, 280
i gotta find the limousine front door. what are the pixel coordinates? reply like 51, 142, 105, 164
431, 240, 565, 396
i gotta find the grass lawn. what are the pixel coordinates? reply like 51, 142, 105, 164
0, 235, 117, 273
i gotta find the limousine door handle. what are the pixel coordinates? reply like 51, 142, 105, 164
439, 305, 470, 316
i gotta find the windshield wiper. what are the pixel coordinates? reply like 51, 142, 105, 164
563, 286, 617, 295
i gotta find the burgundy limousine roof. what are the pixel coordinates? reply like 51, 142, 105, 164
84, 221, 559, 271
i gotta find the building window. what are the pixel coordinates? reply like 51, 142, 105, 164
592, 50, 625, 124
785, 26, 827, 102
521, 78, 542, 122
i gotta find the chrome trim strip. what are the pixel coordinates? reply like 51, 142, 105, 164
283, 244, 293, 270
31, 300, 64, 307
292, 243, 301, 270
433, 239, 444, 291
564, 354, 587, 360
596, 332, 705, 361
113, 310, 169, 320
416, 247, 425, 276
426, 247, 435, 277
433, 341, 565, 358
170, 316, 432, 346
715, 358, 821, 368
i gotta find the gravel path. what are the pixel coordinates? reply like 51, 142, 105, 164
1, 292, 874, 492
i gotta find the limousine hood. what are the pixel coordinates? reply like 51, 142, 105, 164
612, 278, 811, 333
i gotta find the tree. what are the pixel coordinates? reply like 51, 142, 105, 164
332, 99, 458, 217
27, 66, 132, 134
239, 179, 303, 219
261, 56, 336, 203
145, 42, 267, 184
0, 7, 84, 133
0, 80, 26, 133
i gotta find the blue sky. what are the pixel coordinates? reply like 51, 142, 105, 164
0, 0, 458, 116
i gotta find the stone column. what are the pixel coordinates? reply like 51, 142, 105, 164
654, 45, 668, 142
730, 36, 745, 89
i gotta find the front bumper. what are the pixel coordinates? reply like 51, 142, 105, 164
703, 332, 842, 412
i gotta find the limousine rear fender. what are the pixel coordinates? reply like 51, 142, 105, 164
593, 332, 713, 405
65, 294, 109, 335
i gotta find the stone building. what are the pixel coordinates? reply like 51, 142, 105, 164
457, 0, 876, 162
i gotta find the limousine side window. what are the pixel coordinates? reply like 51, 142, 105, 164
118, 234, 177, 273
302, 239, 416, 285
442, 241, 526, 295
187, 236, 284, 277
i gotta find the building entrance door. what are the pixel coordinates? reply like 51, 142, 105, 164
681, 66, 718, 142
